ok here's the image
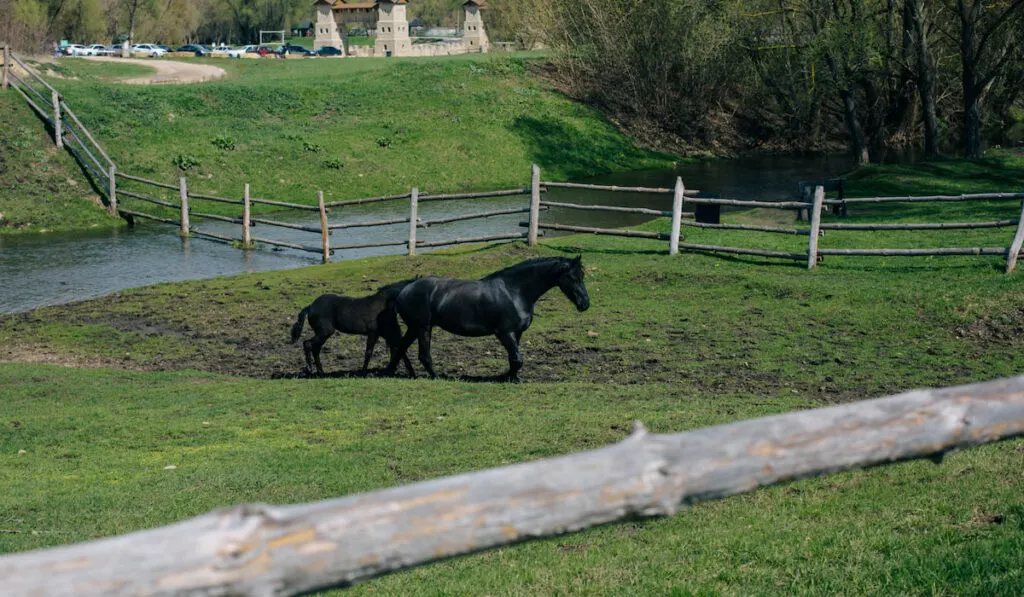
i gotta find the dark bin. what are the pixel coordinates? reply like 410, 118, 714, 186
695, 203, 721, 224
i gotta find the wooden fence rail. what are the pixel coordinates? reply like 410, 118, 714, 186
1, 375, 1021, 597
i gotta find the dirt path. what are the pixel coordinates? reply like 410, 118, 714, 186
83, 56, 226, 84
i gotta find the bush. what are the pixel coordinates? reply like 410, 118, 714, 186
211, 136, 235, 151
323, 158, 344, 170
172, 154, 200, 171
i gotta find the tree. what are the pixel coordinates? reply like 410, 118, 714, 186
955, 0, 1024, 158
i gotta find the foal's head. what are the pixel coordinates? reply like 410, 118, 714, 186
556, 255, 590, 312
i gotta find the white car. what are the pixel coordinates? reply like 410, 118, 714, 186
64, 44, 92, 56
226, 45, 256, 58
87, 44, 116, 56
131, 44, 167, 57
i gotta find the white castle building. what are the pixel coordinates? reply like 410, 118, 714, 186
314, 0, 489, 57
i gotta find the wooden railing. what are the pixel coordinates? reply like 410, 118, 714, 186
0, 374, 1021, 596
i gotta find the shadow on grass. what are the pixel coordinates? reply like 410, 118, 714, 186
509, 115, 672, 180
271, 367, 518, 384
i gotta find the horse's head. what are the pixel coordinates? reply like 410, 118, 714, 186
557, 255, 590, 312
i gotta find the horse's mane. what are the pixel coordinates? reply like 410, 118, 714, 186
481, 257, 574, 281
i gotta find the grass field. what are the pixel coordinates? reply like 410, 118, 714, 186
3, 151, 1024, 592
3, 50, 1024, 594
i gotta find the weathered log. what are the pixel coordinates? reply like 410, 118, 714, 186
830, 192, 1024, 204
8, 73, 51, 123
526, 221, 668, 240
190, 211, 249, 225
249, 197, 321, 211
678, 242, 807, 261
318, 191, 329, 263
817, 247, 1007, 256
542, 181, 700, 195
528, 164, 541, 246
1, 375, 1021, 597
324, 193, 411, 208
117, 173, 180, 191
417, 232, 528, 248
249, 217, 322, 234
684, 197, 810, 209
418, 188, 531, 202
328, 216, 410, 230
116, 208, 177, 226
252, 236, 324, 254
408, 188, 418, 257
540, 200, 673, 217
189, 229, 237, 244
187, 192, 243, 206
807, 186, 824, 269
418, 206, 535, 227
679, 221, 806, 234
242, 185, 252, 248
819, 220, 1018, 231
331, 239, 411, 250
117, 189, 179, 209
670, 178, 684, 255
1005, 202, 1024, 273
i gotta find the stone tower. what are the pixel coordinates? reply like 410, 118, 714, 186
462, 0, 488, 52
375, 0, 411, 57
313, 0, 344, 51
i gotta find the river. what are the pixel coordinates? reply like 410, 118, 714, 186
0, 153, 856, 314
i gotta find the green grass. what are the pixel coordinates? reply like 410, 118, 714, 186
26, 53, 673, 223
0, 94, 122, 233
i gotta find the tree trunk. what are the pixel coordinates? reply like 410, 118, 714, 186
958, 1, 982, 159
841, 89, 870, 165
909, 0, 940, 156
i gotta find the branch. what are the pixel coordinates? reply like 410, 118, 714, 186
1, 376, 1022, 596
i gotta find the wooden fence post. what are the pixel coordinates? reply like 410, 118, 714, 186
528, 164, 540, 246
178, 177, 190, 236
669, 177, 684, 255
107, 164, 117, 216
408, 187, 419, 256
1005, 200, 1024, 273
318, 191, 329, 263
807, 185, 824, 269
2, 45, 9, 90
52, 91, 62, 148
242, 184, 252, 248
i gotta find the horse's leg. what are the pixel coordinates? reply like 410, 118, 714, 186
362, 332, 378, 372
496, 330, 523, 382
302, 338, 315, 373
308, 330, 334, 376
417, 328, 437, 379
385, 327, 418, 376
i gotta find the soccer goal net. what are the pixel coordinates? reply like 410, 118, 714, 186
259, 30, 286, 45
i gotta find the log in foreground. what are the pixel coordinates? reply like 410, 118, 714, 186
2, 376, 1022, 597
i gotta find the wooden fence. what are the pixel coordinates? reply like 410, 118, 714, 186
0, 374, 1021, 596
5, 46, 1024, 273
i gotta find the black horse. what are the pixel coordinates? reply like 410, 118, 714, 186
385, 256, 591, 382
290, 280, 416, 376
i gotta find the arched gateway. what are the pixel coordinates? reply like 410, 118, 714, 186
314, 0, 489, 57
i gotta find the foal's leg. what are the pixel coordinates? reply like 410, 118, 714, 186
362, 332, 379, 372
305, 328, 334, 376
496, 330, 523, 382
385, 327, 418, 376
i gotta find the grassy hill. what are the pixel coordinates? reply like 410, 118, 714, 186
26, 54, 673, 221
0, 93, 122, 233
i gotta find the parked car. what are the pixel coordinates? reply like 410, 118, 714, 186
176, 44, 211, 57
255, 46, 277, 57
226, 45, 256, 58
277, 43, 316, 57
86, 44, 116, 56
131, 44, 167, 57
64, 44, 91, 56
157, 45, 173, 54
105, 44, 124, 55
316, 46, 343, 57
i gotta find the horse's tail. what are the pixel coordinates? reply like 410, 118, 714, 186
290, 305, 309, 344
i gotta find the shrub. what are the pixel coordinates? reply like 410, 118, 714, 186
172, 154, 200, 171
211, 136, 235, 151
